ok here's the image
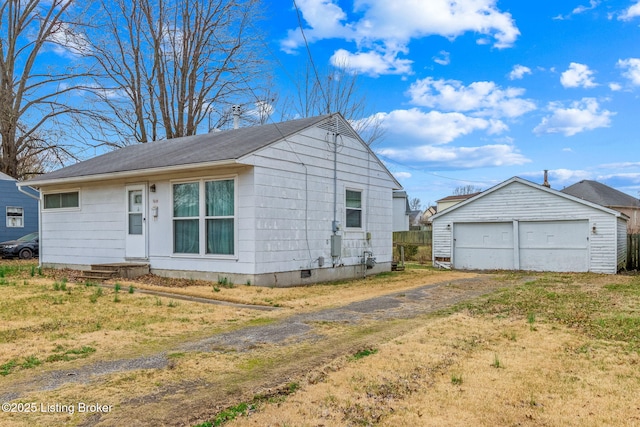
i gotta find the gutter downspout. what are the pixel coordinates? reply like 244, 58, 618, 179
16, 184, 42, 268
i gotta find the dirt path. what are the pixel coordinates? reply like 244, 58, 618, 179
3, 273, 524, 426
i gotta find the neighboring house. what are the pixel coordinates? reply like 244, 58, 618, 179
436, 192, 481, 212
421, 205, 437, 224
408, 210, 422, 228
0, 172, 39, 242
561, 180, 640, 233
21, 114, 402, 286
392, 191, 410, 231
431, 177, 627, 274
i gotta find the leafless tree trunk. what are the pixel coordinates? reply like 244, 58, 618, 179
0, 0, 93, 179
281, 61, 385, 146
87, 0, 265, 146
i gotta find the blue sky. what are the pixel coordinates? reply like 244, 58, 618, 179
261, 0, 640, 206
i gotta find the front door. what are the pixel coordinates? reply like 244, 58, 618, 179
125, 185, 147, 259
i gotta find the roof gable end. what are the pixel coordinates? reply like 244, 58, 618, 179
431, 176, 624, 221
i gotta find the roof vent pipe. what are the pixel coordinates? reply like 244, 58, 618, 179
543, 170, 550, 188
232, 105, 241, 129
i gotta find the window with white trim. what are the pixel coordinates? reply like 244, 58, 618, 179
44, 191, 79, 209
173, 178, 235, 255
6, 207, 23, 228
345, 189, 362, 228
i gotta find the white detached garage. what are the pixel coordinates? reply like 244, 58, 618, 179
431, 177, 627, 274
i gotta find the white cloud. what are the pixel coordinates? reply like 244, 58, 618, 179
374, 108, 507, 145
45, 22, 92, 57
533, 98, 614, 136
619, 1, 640, 20
329, 49, 412, 76
560, 62, 597, 88
377, 144, 529, 169
406, 78, 536, 119
282, 0, 519, 75
572, 0, 599, 15
550, 168, 592, 183
609, 82, 622, 91
554, 1, 599, 20
281, 0, 351, 53
617, 58, 640, 85
393, 172, 412, 180
508, 65, 532, 80
433, 50, 450, 66
599, 161, 640, 169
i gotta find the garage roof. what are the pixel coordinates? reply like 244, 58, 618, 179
430, 176, 626, 221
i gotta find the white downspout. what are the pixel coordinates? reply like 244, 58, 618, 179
16, 183, 42, 268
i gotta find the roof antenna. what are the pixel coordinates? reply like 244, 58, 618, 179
543, 170, 551, 188
232, 105, 241, 129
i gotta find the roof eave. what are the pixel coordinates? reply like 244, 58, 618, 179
19, 159, 238, 188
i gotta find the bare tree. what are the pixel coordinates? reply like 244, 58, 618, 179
409, 197, 422, 211
453, 185, 483, 195
0, 0, 93, 179
281, 60, 385, 146
86, 0, 265, 147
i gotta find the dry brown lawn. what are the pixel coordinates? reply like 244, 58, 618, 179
1, 261, 639, 426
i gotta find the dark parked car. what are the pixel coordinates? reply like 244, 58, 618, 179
0, 232, 39, 259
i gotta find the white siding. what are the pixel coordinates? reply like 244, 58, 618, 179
241, 124, 396, 275
392, 195, 409, 231
143, 167, 256, 275
433, 180, 623, 274
39, 119, 399, 284
41, 182, 125, 265
617, 217, 628, 269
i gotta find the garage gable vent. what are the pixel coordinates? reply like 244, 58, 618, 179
317, 117, 358, 139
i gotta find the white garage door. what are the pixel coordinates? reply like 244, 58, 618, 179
519, 220, 588, 272
452, 220, 589, 272
453, 222, 514, 270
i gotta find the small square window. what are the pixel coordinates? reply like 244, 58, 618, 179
6, 207, 23, 228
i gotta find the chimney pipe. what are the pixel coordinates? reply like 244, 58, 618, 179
232, 105, 241, 129
543, 170, 550, 188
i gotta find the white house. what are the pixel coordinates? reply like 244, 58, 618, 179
392, 191, 410, 231
21, 114, 402, 286
431, 177, 627, 274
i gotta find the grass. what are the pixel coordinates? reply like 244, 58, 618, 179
194, 402, 255, 427
2, 261, 640, 426
351, 348, 378, 360
458, 273, 640, 351
45, 345, 96, 362
217, 273, 640, 427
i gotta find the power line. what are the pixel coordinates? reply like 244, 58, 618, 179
376, 153, 490, 185
291, 0, 329, 113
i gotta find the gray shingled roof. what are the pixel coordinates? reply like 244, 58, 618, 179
0, 172, 15, 181
27, 115, 330, 184
561, 180, 640, 208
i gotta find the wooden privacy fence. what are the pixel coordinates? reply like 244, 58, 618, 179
393, 230, 432, 246
628, 234, 640, 271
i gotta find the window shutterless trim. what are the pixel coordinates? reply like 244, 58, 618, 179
170, 175, 238, 258
6, 206, 24, 228
42, 189, 81, 211
345, 187, 363, 229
